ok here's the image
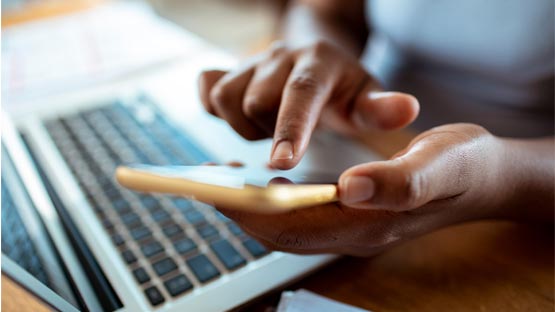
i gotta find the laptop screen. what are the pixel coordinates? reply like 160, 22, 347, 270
1, 145, 79, 310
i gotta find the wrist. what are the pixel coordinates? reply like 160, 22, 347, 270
466, 133, 511, 221
491, 137, 555, 222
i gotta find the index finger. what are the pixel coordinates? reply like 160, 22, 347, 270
270, 55, 337, 169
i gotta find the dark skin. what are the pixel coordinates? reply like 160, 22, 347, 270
198, 0, 554, 255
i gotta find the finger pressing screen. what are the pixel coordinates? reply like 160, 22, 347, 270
270, 55, 337, 169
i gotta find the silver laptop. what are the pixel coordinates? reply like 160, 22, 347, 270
1, 39, 379, 311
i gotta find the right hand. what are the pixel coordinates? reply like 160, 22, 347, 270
198, 40, 419, 169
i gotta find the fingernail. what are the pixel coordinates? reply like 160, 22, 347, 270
272, 140, 294, 161
340, 176, 375, 204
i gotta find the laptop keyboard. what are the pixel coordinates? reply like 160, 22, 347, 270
43, 97, 268, 307
1, 178, 50, 285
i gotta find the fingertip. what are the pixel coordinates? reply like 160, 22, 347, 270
390, 92, 420, 127
372, 92, 419, 130
269, 159, 297, 170
340, 156, 427, 211
269, 140, 298, 169
354, 91, 420, 131
338, 175, 375, 205
338, 162, 387, 208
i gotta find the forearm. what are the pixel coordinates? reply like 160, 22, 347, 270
500, 137, 554, 223
281, 0, 368, 57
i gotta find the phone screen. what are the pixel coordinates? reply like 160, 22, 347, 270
125, 165, 339, 189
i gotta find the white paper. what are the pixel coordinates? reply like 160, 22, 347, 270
277, 289, 370, 312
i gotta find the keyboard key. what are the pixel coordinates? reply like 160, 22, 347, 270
162, 223, 183, 238
144, 286, 165, 306
104, 187, 122, 201
141, 241, 164, 258
132, 267, 150, 284
152, 258, 177, 276
173, 198, 193, 211
112, 198, 131, 214
121, 250, 137, 264
196, 224, 219, 239
151, 209, 171, 223
210, 240, 246, 270
130, 226, 152, 241
102, 218, 114, 231
96, 176, 113, 188
184, 210, 205, 225
121, 212, 141, 227
173, 238, 196, 255
227, 223, 244, 236
141, 197, 159, 210
243, 238, 268, 258
111, 233, 125, 246
186, 254, 220, 283
163, 274, 193, 297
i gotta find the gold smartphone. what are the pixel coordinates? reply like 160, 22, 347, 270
115, 165, 339, 214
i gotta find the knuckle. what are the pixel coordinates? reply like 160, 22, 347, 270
272, 230, 310, 250
309, 40, 333, 56
243, 96, 273, 119
427, 123, 491, 141
288, 74, 320, 93
209, 85, 233, 107
459, 123, 490, 138
397, 169, 425, 209
268, 42, 287, 58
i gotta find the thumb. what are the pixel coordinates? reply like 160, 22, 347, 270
338, 129, 473, 211
351, 82, 419, 131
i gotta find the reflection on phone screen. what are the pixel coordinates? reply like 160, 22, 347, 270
126, 165, 339, 189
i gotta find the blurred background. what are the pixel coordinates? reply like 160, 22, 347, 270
148, 0, 285, 55
1, 0, 290, 105
2, 0, 287, 56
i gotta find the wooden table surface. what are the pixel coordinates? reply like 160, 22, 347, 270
296, 221, 553, 311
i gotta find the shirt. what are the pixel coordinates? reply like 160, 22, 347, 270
361, 0, 554, 137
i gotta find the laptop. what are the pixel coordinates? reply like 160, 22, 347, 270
1, 36, 380, 311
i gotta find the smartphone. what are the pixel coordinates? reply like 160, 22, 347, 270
115, 165, 339, 214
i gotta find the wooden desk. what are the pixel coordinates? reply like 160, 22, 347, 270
295, 221, 553, 311
1, 274, 51, 312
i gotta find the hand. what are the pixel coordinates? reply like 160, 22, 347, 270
198, 41, 419, 169
217, 123, 510, 256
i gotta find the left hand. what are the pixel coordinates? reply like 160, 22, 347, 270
218, 123, 510, 256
